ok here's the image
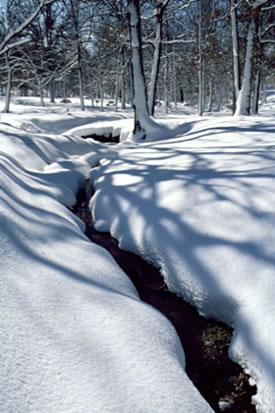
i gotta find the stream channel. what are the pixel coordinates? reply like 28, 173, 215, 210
72, 133, 257, 413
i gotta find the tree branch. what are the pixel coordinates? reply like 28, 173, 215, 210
0, 0, 57, 55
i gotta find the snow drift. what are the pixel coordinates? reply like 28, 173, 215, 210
0, 119, 212, 413
89, 116, 275, 413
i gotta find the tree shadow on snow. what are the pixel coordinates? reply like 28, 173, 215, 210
90, 126, 275, 380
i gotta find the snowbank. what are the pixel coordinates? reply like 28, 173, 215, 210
89, 116, 275, 413
67, 119, 131, 140
0, 119, 212, 412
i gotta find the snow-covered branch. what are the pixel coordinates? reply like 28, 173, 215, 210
0, 38, 30, 56
251, 0, 270, 9
0, 0, 57, 55
262, 4, 275, 11
162, 38, 194, 44
260, 38, 275, 44
261, 23, 275, 37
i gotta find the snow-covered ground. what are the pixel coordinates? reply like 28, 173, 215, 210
68, 96, 275, 412
88, 115, 275, 413
0, 98, 213, 412
1, 95, 275, 412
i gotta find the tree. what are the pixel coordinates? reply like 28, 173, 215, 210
0, 0, 56, 56
231, 0, 240, 110
14, 0, 76, 106
148, 0, 170, 116
128, 0, 165, 140
235, 0, 275, 116
0, 0, 57, 112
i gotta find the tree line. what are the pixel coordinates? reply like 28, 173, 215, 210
0, 0, 274, 136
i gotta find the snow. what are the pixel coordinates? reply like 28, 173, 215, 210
2, 95, 275, 412
218, 400, 233, 411
87, 115, 275, 413
67, 118, 186, 143
0, 108, 213, 412
67, 118, 131, 140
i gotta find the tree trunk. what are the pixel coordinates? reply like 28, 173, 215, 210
128, 61, 134, 106
232, 67, 236, 114
252, 9, 262, 115
198, 1, 203, 116
202, 58, 205, 110
180, 88, 184, 103
172, 44, 177, 109
128, 0, 161, 139
78, 63, 85, 111
100, 78, 104, 110
231, 0, 240, 106
121, 74, 126, 109
63, 79, 67, 99
148, 5, 164, 116
235, 22, 254, 116
198, 54, 204, 115
115, 57, 120, 112
261, 77, 267, 104
77, 41, 85, 111
88, 76, 94, 107
39, 82, 45, 106
49, 80, 55, 103
216, 83, 221, 111
164, 52, 169, 114
207, 77, 213, 112
252, 68, 261, 114
121, 46, 126, 109
3, 56, 12, 113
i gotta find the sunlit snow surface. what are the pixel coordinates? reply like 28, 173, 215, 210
88, 115, 275, 413
0, 99, 212, 412
1, 95, 275, 412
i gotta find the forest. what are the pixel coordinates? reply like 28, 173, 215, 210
0, 0, 274, 119
0, 1, 275, 413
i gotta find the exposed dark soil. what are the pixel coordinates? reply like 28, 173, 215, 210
73, 181, 256, 413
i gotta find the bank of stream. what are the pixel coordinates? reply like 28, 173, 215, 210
72, 132, 256, 412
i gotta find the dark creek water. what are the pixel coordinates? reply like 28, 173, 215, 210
72, 151, 256, 412
84, 133, 119, 143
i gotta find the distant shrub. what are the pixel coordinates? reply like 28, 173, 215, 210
60, 98, 71, 104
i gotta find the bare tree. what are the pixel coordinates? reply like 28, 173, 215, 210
0, 0, 56, 56
235, 0, 274, 116
148, 0, 170, 116
231, 0, 240, 110
128, 0, 163, 139
0, 0, 58, 112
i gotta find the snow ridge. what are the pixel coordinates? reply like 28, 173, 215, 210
0, 120, 212, 413
89, 116, 275, 413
